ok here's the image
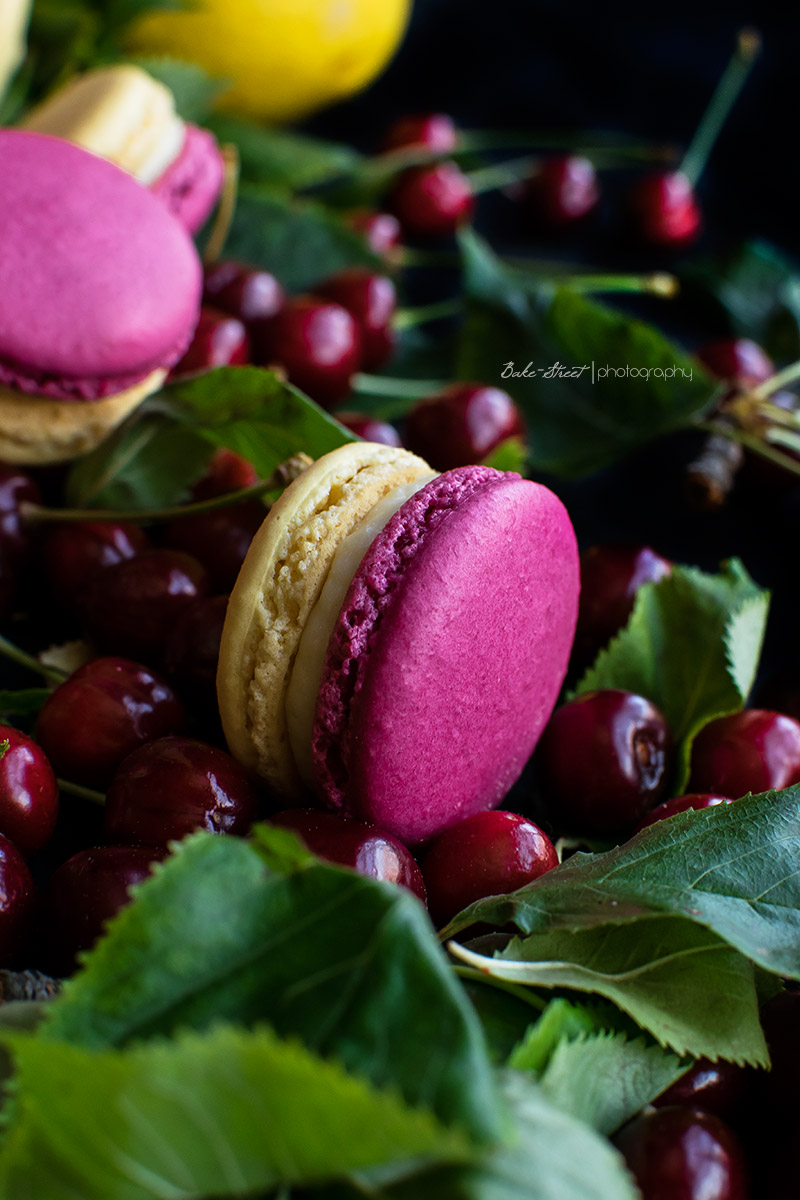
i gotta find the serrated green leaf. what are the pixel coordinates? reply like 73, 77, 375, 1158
457, 230, 717, 478
0, 1023, 472, 1200
453, 918, 765, 1064
125, 56, 227, 121
508, 998, 604, 1073
481, 437, 528, 474
575, 558, 769, 789
206, 115, 362, 190
446, 789, 800, 985
42, 832, 503, 1144
0, 689, 52, 717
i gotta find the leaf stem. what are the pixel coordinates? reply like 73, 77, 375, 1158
467, 155, 538, 195
57, 778, 106, 806
557, 272, 679, 297
752, 358, 800, 400
0, 634, 66, 685
352, 374, 447, 399
679, 28, 761, 186
202, 142, 240, 265
394, 298, 463, 330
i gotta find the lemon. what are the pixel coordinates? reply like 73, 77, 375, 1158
126, 0, 412, 124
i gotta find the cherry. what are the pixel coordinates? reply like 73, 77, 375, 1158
688, 709, 800, 797
0, 725, 58, 856
537, 690, 672, 836
0, 832, 34, 965
104, 735, 260, 846
404, 384, 524, 470
654, 1059, 748, 1122
162, 500, 266, 592
627, 170, 702, 248
421, 810, 558, 928
314, 269, 397, 371
163, 594, 228, 716
41, 520, 150, 601
614, 1107, 747, 1200
388, 162, 474, 239
35, 657, 185, 789
346, 210, 402, 259
0, 464, 41, 618
202, 260, 285, 328
270, 809, 426, 901
42, 844, 164, 974
254, 296, 361, 409
78, 549, 209, 663
381, 112, 458, 155
696, 339, 775, 386
169, 306, 250, 378
524, 155, 600, 229
574, 543, 672, 669
335, 412, 402, 447
637, 793, 733, 831
191, 447, 258, 501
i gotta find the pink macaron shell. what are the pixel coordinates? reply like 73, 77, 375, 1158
151, 124, 225, 235
312, 467, 580, 845
0, 131, 202, 401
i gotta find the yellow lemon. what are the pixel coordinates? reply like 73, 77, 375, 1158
126, 0, 412, 124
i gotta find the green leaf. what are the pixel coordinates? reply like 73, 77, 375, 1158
447, 789, 800, 985
42, 832, 503, 1144
457, 229, 717, 477
125, 56, 227, 121
460, 980, 546, 1067
0, 689, 52, 717
0, 1023, 471, 1200
575, 558, 769, 789
222, 185, 383, 291
507, 998, 608, 1073
482, 437, 528, 474
206, 115, 362, 190
454, 918, 765, 1063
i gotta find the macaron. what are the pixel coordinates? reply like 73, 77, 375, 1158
0, 130, 202, 464
21, 65, 225, 233
218, 443, 579, 844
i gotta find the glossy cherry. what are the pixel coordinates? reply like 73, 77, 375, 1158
381, 112, 458, 154
163, 594, 228, 716
78, 549, 209, 662
270, 809, 426, 901
347, 210, 402, 259
35, 657, 185, 789
627, 170, 702, 248
524, 155, 600, 228
654, 1059, 748, 1122
421, 810, 558, 928
254, 296, 361, 409
0, 833, 34, 965
688, 709, 800, 797
404, 383, 524, 470
388, 162, 474, 239
615, 1107, 747, 1200
162, 500, 266, 592
0, 725, 58, 856
696, 338, 774, 386
574, 543, 672, 669
191, 447, 258, 500
335, 412, 402, 447
315, 268, 397, 370
203, 260, 285, 328
169, 306, 250, 377
637, 793, 733, 831
537, 690, 673, 835
104, 735, 260, 847
43, 844, 164, 974
0, 464, 41, 617
41, 520, 150, 601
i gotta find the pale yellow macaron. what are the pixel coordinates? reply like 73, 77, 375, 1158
217, 443, 432, 798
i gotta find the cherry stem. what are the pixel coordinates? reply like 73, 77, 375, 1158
353, 373, 447, 398
700, 418, 800, 479
57, 778, 106, 806
0, 634, 66, 685
396, 247, 461, 268
679, 28, 761, 187
395, 298, 463, 329
552, 272, 678, 297
459, 129, 677, 163
202, 142, 240, 265
752, 358, 800, 400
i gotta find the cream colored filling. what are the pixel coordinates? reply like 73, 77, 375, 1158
285, 473, 436, 786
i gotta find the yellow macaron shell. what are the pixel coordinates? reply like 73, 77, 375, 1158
217, 443, 431, 796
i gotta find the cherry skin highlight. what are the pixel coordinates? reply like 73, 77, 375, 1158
381, 112, 458, 154
254, 296, 361, 409
696, 338, 774, 386
169, 306, 250, 377
614, 1107, 747, 1200
0, 724, 58, 856
574, 543, 671, 668
627, 170, 702, 248
388, 162, 474, 239
524, 155, 600, 228
688, 709, 800, 797
315, 268, 397, 371
347, 210, 402, 259
42, 520, 150, 602
404, 383, 524, 470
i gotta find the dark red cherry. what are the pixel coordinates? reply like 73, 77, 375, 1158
347, 210, 402, 259
421, 810, 558, 928
537, 690, 672, 835
0, 725, 58, 856
404, 383, 524, 470
35, 657, 185, 790
254, 296, 361, 409
191, 447, 258, 500
270, 809, 426, 901
575, 544, 672, 668
388, 162, 474, 239
688, 709, 800, 797
654, 1059, 748, 1122
203, 260, 285, 327
43, 844, 164, 974
163, 500, 266, 592
524, 155, 600, 228
314, 269, 397, 371
628, 170, 702, 248
0, 833, 34, 965
104, 736, 260, 846
0, 464, 40, 617
163, 594, 228, 716
78, 549, 209, 663
696, 339, 774, 386
614, 1107, 747, 1200
169, 306, 250, 377
336, 412, 402, 447
381, 112, 458, 154
637, 793, 733, 831
41, 520, 150, 601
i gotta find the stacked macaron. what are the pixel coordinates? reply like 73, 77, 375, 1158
0, 129, 202, 463
217, 442, 580, 843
